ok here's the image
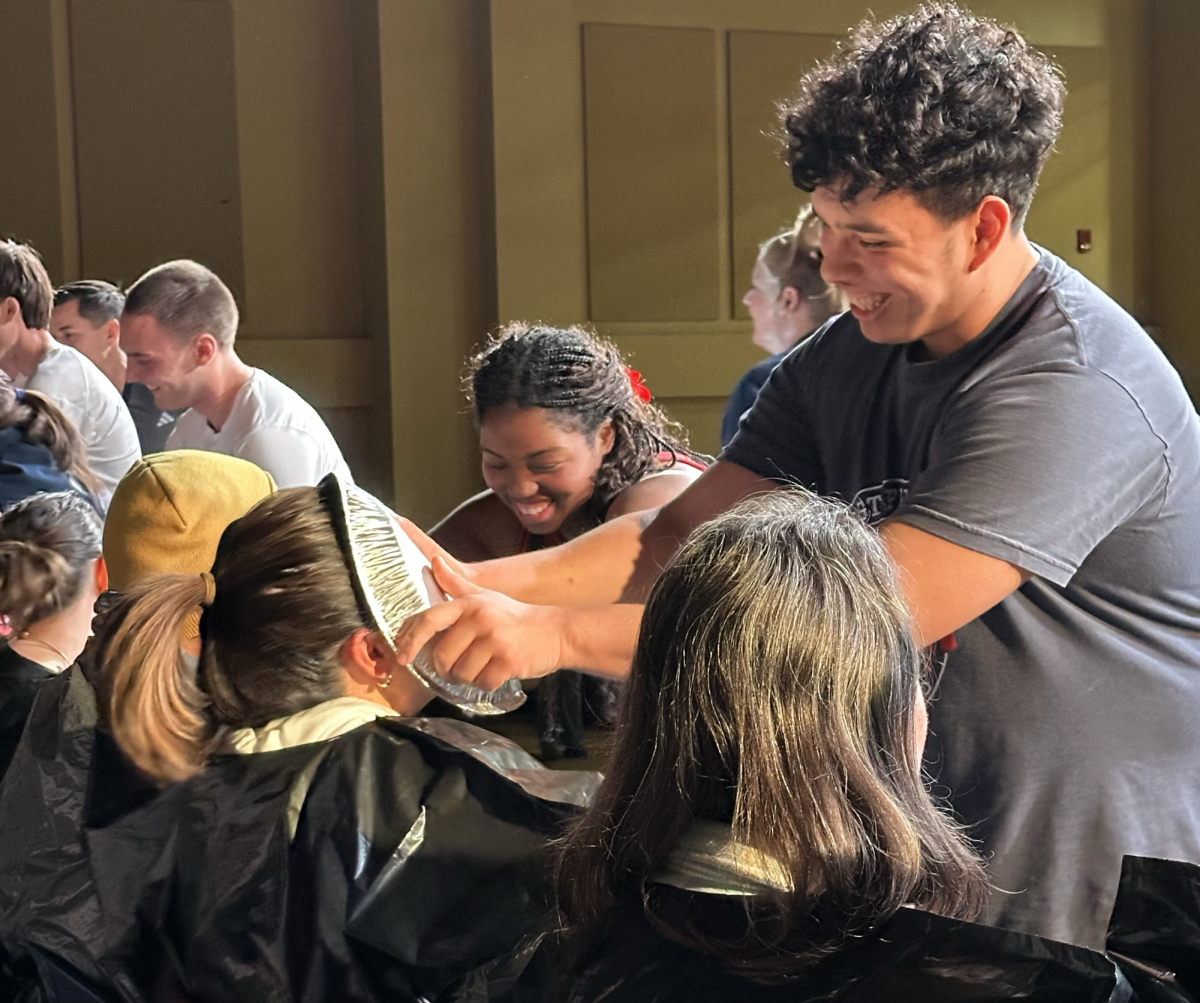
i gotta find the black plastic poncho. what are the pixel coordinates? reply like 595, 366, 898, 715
0, 668, 597, 1002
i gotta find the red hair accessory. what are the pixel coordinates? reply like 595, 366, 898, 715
624, 367, 652, 403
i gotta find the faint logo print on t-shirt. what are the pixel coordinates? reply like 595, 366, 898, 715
851, 478, 910, 525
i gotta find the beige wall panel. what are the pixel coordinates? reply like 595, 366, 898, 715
1105, 0, 1150, 318
318, 407, 385, 497
377, 0, 498, 526
0, 0, 77, 283
236, 338, 373, 409
492, 0, 589, 323
583, 24, 720, 321
656, 396, 726, 457
601, 326, 763, 398
570, 0, 1106, 46
230, 0, 362, 339
1025, 46, 1111, 290
1148, 0, 1200, 396
729, 30, 837, 319
69, 0, 245, 297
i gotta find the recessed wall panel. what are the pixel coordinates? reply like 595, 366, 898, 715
729, 30, 838, 319
69, 0, 244, 297
583, 23, 719, 321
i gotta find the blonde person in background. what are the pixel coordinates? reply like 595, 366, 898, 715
721, 205, 848, 446
119, 260, 352, 488
0, 242, 140, 508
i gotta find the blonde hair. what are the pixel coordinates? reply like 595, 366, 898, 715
95, 488, 366, 783
757, 204, 848, 328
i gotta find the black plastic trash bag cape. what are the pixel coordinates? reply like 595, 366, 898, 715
468, 856, 1200, 1003
476, 889, 1131, 1003
1105, 855, 1200, 1003
0, 667, 599, 1002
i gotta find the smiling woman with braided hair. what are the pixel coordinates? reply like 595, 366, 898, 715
431, 322, 705, 758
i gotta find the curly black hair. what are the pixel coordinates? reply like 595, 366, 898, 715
467, 323, 695, 523
782, 3, 1065, 225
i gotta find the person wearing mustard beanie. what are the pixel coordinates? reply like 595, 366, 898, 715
102, 449, 275, 639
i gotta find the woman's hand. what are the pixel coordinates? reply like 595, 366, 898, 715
393, 556, 567, 691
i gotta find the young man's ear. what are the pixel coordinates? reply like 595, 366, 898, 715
967, 196, 1014, 272
0, 297, 21, 327
193, 332, 219, 365
104, 318, 121, 347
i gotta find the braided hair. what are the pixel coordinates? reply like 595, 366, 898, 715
467, 323, 695, 523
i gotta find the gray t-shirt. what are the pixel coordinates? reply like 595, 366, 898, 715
725, 249, 1200, 948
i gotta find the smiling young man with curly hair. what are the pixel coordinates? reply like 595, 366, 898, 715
394, 4, 1200, 948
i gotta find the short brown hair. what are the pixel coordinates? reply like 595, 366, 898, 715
123, 259, 239, 347
0, 241, 54, 330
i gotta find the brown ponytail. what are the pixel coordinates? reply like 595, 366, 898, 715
0, 492, 103, 635
94, 574, 215, 783
0, 379, 99, 496
94, 488, 367, 785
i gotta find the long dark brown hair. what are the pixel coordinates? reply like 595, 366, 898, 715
94, 488, 365, 783
554, 490, 987, 982
467, 322, 698, 523
0, 376, 99, 495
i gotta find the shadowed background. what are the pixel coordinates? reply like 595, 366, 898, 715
1, 0, 1195, 524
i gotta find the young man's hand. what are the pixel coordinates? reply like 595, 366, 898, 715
393, 556, 567, 691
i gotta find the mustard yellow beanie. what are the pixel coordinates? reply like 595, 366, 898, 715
103, 449, 276, 594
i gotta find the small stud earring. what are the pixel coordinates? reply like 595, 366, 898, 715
379, 671, 393, 690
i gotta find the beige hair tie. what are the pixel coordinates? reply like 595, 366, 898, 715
199, 570, 217, 607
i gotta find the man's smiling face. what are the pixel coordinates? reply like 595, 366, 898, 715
120, 312, 203, 410
812, 184, 982, 358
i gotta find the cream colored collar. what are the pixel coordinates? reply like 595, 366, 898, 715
652, 820, 794, 897
222, 696, 399, 754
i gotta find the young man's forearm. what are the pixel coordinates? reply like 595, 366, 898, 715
472, 510, 655, 605
555, 603, 645, 679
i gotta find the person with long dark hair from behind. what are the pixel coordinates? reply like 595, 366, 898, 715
498, 492, 1124, 1001
0, 492, 104, 780
0, 374, 99, 509
432, 322, 704, 758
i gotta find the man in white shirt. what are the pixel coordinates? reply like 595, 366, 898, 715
50, 280, 182, 453
0, 241, 141, 507
120, 259, 351, 488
